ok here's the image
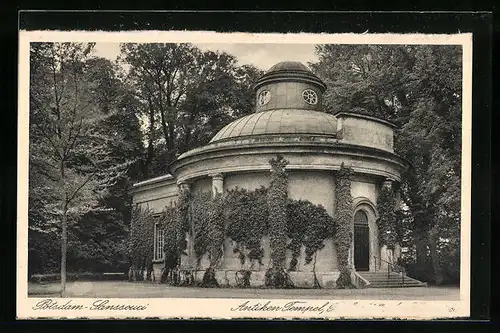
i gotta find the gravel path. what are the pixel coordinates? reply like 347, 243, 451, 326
28, 281, 460, 300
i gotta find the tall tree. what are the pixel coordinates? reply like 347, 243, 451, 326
29, 42, 135, 295
119, 43, 263, 178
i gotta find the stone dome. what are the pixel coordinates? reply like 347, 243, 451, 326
210, 109, 338, 143
254, 61, 326, 92
266, 61, 311, 73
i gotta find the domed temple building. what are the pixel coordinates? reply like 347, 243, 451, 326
131, 61, 423, 288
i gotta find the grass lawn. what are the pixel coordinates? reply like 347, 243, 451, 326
27, 281, 460, 300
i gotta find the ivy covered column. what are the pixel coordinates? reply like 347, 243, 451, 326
265, 155, 293, 288
334, 163, 354, 288
178, 181, 194, 269
376, 178, 398, 271
202, 174, 225, 287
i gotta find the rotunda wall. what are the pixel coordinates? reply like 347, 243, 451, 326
351, 178, 378, 207
190, 177, 212, 194
224, 171, 270, 192
255, 81, 323, 112
132, 181, 179, 213
337, 113, 395, 153
288, 170, 335, 216
288, 170, 338, 271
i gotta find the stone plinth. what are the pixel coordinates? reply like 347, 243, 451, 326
192, 269, 342, 288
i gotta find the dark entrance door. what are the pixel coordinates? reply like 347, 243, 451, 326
354, 210, 370, 271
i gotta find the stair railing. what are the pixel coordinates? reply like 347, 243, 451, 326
373, 256, 406, 286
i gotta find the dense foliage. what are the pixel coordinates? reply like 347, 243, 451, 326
225, 187, 269, 267
334, 164, 355, 288
29, 43, 140, 294
28, 42, 261, 284
287, 199, 337, 269
128, 206, 155, 281
154, 158, 338, 289
206, 194, 225, 269
119, 43, 264, 179
376, 183, 398, 250
160, 204, 181, 275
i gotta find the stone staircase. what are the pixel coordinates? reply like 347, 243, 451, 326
357, 271, 427, 288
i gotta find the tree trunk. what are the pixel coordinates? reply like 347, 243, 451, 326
410, 200, 430, 280
167, 120, 175, 151
59, 160, 68, 297
143, 94, 155, 179
60, 209, 68, 297
413, 229, 428, 268
428, 225, 443, 285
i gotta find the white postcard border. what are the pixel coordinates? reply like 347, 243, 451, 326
17, 30, 473, 320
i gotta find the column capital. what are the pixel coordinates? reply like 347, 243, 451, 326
382, 178, 395, 189
211, 173, 224, 196
177, 181, 190, 191
209, 172, 224, 180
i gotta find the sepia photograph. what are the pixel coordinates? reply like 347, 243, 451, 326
17, 31, 472, 319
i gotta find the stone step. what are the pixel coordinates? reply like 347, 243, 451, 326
368, 280, 425, 284
368, 283, 426, 288
367, 280, 425, 285
357, 271, 427, 288
365, 278, 407, 281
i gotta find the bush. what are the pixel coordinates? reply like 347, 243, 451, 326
128, 206, 155, 280
235, 270, 252, 288
201, 267, 219, 287
264, 266, 294, 288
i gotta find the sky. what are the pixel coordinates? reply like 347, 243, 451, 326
93, 43, 319, 71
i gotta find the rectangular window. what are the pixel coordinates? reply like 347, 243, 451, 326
153, 222, 165, 261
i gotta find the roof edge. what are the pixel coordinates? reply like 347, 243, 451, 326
334, 111, 398, 129
131, 174, 175, 191
254, 71, 327, 92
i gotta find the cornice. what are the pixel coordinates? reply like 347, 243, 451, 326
131, 175, 176, 193
335, 111, 398, 129
169, 139, 409, 177
254, 71, 327, 92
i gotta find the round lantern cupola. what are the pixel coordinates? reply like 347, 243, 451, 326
253, 61, 327, 113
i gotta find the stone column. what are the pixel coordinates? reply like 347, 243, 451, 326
210, 173, 224, 197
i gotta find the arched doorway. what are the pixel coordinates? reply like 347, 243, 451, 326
354, 210, 370, 271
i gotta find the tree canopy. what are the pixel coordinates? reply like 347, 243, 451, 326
28, 42, 263, 283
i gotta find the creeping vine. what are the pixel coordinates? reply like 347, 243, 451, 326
376, 182, 398, 250
334, 163, 355, 289
225, 186, 268, 268
265, 154, 293, 288
128, 205, 155, 281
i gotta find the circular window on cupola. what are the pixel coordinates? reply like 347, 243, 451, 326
258, 90, 271, 106
302, 89, 318, 105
